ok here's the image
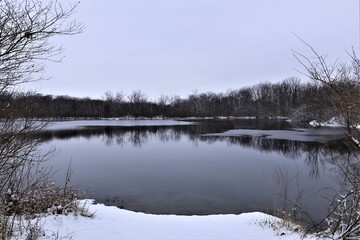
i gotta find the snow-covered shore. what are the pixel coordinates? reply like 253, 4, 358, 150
15, 200, 318, 240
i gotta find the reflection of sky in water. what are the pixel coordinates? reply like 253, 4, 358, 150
40, 120, 346, 223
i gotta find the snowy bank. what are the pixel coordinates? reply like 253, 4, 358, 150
15, 200, 318, 240
308, 117, 343, 127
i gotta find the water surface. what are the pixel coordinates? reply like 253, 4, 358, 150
39, 119, 348, 222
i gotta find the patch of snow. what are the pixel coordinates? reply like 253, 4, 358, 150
323, 117, 343, 127
309, 120, 321, 127
352, 137, 360, 148
269, 116, 289, 120
309, 117, 343, 127
178, 116, 258, 120
46, 119, 195, 130
237, 116, 257, 119
14, 200, 317, 240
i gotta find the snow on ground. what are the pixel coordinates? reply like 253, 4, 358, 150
46, 119, 195, 130
308, 117, 343, 127
16, 200, 318, 240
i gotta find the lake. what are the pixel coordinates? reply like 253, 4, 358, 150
38, 119, 348, 223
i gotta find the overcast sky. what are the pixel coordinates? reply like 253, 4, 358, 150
25, 0, 359, 99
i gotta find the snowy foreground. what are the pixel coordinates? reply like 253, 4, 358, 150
16, 200, 319, 240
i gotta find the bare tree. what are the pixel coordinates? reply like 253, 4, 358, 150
0, 0, 82, 238
103, 91, 114, 102
293, 41, 360, 146
128, 90, 147, 104
115, 91, 126, 103
294, 42, 360, 239
0, 0, 82, 92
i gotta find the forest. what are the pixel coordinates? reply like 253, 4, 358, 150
2, 0, 360, 239
2, 76, 358, 123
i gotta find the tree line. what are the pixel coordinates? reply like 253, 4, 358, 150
1, 76, 358, 122
1, 0, 359, 238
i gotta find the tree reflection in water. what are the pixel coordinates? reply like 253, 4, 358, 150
38, 121, 348, 179
35, 119, 355, 225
